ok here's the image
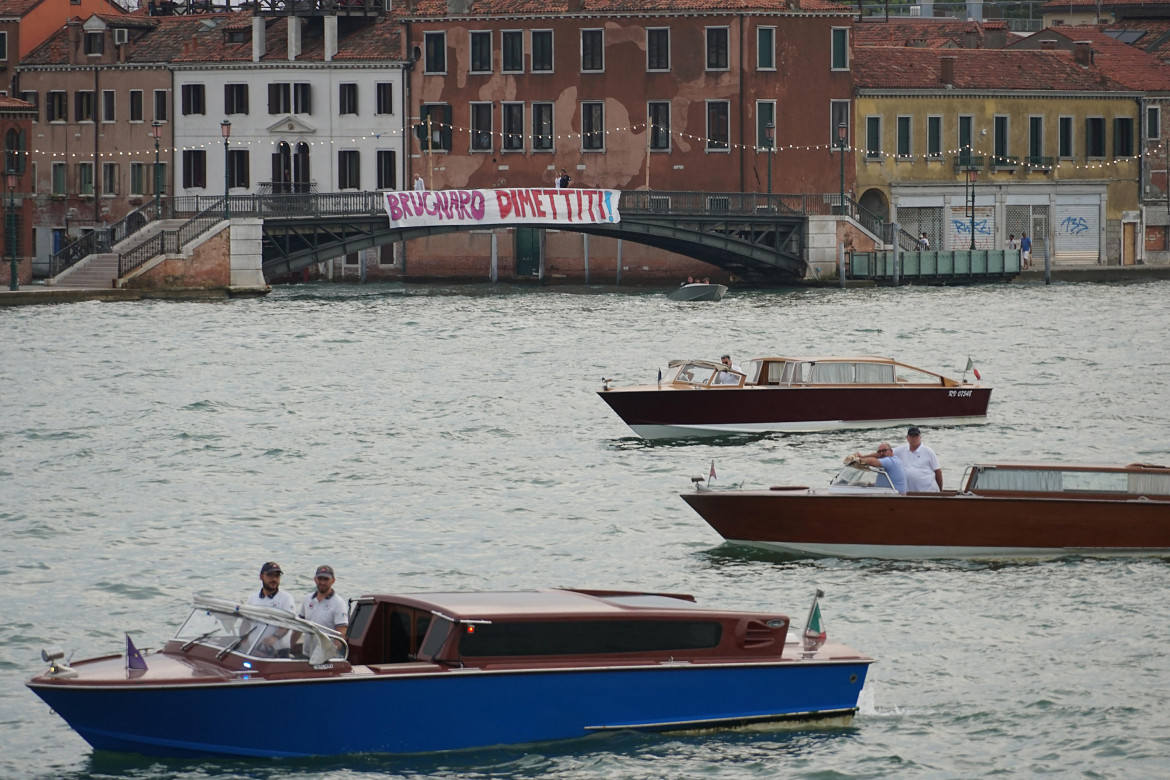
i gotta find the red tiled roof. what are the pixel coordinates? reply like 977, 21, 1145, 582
0, 0, 43, 15
1011, 25, 1170, 89
406, 0, 855, 15
0, 95, 37, 110
22, 10, 404, 65
855, 18, 996, 48
1104, 18, 1170, 61
1040, 0, 1170, 8
854, 46, 1132, 91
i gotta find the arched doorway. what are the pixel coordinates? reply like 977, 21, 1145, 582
271, 142, 312, 194
858, 188, 889, 222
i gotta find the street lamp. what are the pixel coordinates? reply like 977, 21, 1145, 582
220, 119, 232, 222
151, 120, 163, 221
837, 122, 848, 216
965, 167, 978, 250
764, 120, 775, 195
6, 168, 17, 291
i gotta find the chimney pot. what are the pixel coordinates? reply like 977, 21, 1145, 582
940, 56, 956, 86
1074, 41, 1092, 66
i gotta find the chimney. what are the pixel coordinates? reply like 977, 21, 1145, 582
963, 29, 979, 49
568, 0, 585, 10
940, 56, 955, 86
252, 16, 266, 63
1039, 39, 1057, 50
67, 19, 82, 57
1074, 41, 1092, 66
324, 14, 337, 62
447, 0, 472, 13
287, 15, 301, 61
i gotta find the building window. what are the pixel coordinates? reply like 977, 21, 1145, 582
1114, 117, 1134, 157
101, 162, 118, 195
958, 114, 974, 161
582, 101, 604, 150
181, 84, 205, 116
1059, 116, 1074, 157
831, 27, 848, 70
1085, 116, 1105, 157
225, 84, 248, 115
502, 30, 523, 72
706, 100, 729, 151
20, 91, 37, 122
927, 115, 942, 157
756, 100, 775, 151
866, 115, 882, 159
268, 83, 311, 115
130, 89, 143, 122
48, 91, 67, 122
831, 100, 850, 147
532, 30, 553, 71
101, 90, 115, 122
1029, 116, 1044, 160
649, 101, 671, 151
502, 102, 524, 150
471, 102, 493, 151
376, 150, 397, 189
471, 31, 492, 73
757, 26, 775, 70
0, 31, 7, 61
1147, 105, 1161, 141
418, 104, 451, 151
84, 31, 104, 55
156, 162, 167, 195
993, 115, 1009, 161
51, 162, 66, 195
532, 102, 554, 150
78, 162, 94, 195
581, 29, 603, 72
338, 150, 360, 189
647, 28, 669, 71
294, 83, 311, 114
75, 91, 95, 122
227, 149, 249, 188
130, 162, 145, 196
153, 89, 167, 122
897, 116, 911, 157
376, 83, 394, 115
339, 83, 358, 115
182, 150, 206, 188
425, 31, 447, 73
706, 27, 728, 70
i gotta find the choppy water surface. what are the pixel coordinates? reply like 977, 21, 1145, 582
2, 281, 1169, 779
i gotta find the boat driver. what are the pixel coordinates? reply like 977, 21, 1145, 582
847, 443, 908, 494
715, 354, 743, 385
246, 561, 296, 656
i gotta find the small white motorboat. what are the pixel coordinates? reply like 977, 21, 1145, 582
668, 283, 728, 302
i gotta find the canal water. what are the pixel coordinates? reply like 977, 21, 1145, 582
2, 280, 1169, 779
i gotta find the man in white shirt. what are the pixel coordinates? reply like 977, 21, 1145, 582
715, 354, 743, 385
298, 565, 349, 637
892, 426, 943, 492
245, 561, 296, 655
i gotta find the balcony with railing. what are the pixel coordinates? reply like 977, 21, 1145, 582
990, 155, 1020, 172
1025, 155, 1055, 171
953, 155, 984, 173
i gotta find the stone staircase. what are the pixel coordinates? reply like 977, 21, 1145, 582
48, 219, 185, 289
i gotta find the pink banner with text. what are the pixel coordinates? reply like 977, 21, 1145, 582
385, 188, 621, 229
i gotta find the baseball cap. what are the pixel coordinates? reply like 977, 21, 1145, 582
907, 426, 921, 437
260, 561, 283, 575
315, 565, 335, 578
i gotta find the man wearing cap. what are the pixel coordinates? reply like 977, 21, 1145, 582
245, 562, 296, 655
298, 565, 348, 637
893, 426, 943, 492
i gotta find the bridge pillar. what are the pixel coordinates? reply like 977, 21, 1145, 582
230, 219, 268, 292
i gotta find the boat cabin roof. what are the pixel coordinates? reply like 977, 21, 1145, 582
353, 589, 712, 621
747, 356, 899, 365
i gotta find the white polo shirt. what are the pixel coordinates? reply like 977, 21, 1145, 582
893, 443, 942, 492
299, 591, 348, 632
245, 589, 296, 652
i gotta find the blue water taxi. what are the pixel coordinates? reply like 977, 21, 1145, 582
28, 589, 872, 757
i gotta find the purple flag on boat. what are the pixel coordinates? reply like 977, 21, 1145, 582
125, 634, 148, 671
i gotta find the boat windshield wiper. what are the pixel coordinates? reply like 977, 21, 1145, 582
216, 627, 261, 660
181, 630, 219, 652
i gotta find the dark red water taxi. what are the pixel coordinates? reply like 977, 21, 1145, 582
598, 356, 990, 440
681, 461, 1170, 560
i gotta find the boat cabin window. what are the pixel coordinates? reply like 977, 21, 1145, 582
758, 361, 896, 385
347, 602, 433, 664
970, 468, 1170, 495
456, 620, 722, 657
666, 363, 719, 386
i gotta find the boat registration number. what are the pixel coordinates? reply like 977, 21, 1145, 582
948, 390, 973, 398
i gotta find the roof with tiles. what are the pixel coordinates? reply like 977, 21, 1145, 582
854, 46, 1132, 91
1040, 0, 1170, 9
0, 95, 36, 110
405, 0, 854, 16
22, 10, 404, 65
854, 18, 1003, 48
1104, 18, 1170, 59
1013, 25, 1170, 88
0, 0, 43, 15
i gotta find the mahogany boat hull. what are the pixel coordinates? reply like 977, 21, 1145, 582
600, 385, 991, 439
681, 490, 1170, 560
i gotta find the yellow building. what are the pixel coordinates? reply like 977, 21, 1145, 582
853, 47, 1142, 264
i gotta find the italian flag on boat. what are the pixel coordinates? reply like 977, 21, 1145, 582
803, 589, 827, 651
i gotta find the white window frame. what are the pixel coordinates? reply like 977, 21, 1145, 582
705, 26, 730, 72
757, 26, 775, 71
469, 30, 493, 74
705, 99, 730, 152
502, 30, 524, 73
531, 29, 553, 73
581, 28, 604, 73
646, 27, 670, 72
831, 27, 849, 71
896, 114, 912, 158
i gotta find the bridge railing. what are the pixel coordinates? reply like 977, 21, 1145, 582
118, 199, 226, 277
49, 197, 161, 278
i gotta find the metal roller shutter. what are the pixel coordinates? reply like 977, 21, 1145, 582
1054, 203, 1100, 264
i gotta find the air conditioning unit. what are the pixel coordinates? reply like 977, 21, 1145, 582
114, 28, 128, 45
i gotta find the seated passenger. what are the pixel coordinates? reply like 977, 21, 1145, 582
845, 443, 907, 494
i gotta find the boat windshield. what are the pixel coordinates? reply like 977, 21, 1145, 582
173, 596, 347, 664
665, 363, 721, 386
830, 464, 891, 490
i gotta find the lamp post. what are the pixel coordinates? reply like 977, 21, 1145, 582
6, 168, 17, 291
151, 120, 162, 221
837, 122, 848, 216
764, 121, 775, 196
220, 119, 231, 222
966, 167, 978, 250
